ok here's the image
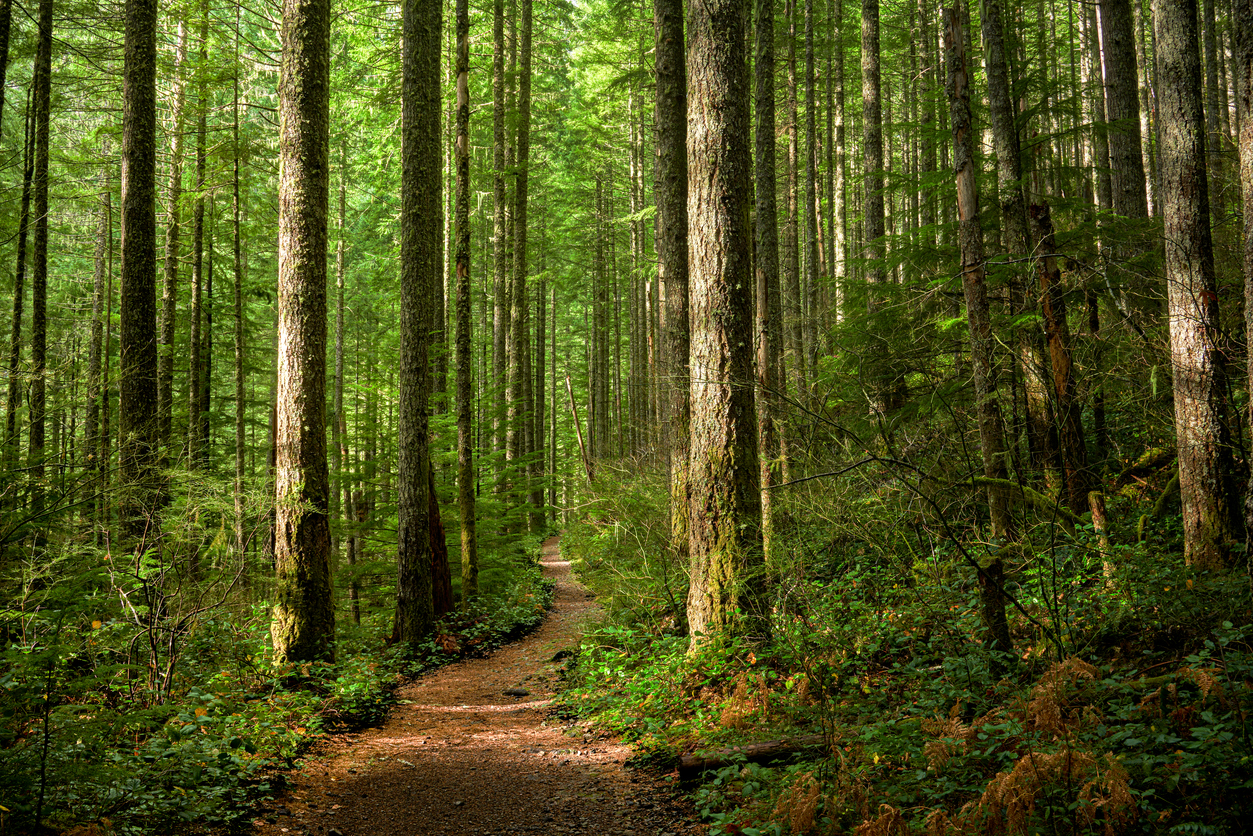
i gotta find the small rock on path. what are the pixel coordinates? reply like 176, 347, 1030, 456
248, 535, 704, 836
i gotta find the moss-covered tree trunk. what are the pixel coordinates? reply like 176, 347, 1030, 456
454, 0, 478, 601
272, 0, 334, 663
686, 0, 765, 642
119, 0, 159, 550
394, 0, 441, 646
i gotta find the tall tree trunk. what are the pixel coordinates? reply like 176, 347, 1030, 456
1102, 0, 1153, 317
272, 0, 335, 663
120, 0, 159, 549
1134, 0, 1157, 214
0, 0, 11, 141
331, 146, 347, 569
1101, 0, 1150, 217
532, 238, 546, 524
802, 0, 819, 405
1237, 0, 1253, 540
687, 0, 764, 642
655, 0, 689, 562
394, 0, 440, 646
159, 20, 187, 461
5, 94, 31, 496
492, 0, 508, 482
455, 0, 478, 601
189, 16, 208, 466
946, 1, 1012, 655
784, 0, 806, 410
102, 186, 114, 537
201, 220, 212, 464
507, 0, 533, 519
984, 0, 1058, 479
88, 171, 108, 532
1205, 0, 1224, 219
1086, 2, 1114, 214
1032, 204, 1090, 514
1157, 0, 1240, 569
29, 0, 51, 530
233, 3, 246, 555
863, 0, 896, 410
831, 0, 846, 331
919, 0, 936, 239
756, 0, 781, 564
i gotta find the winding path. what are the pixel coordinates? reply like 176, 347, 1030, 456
250, 536, 702, 836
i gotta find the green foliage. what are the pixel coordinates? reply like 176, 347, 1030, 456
561, 465, 686, 633
559, 456, 1253, 836
0, 461, 556, 834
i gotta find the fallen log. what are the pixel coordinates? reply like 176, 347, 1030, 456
1115, 446, 1176, 490
679, 734, 828, 779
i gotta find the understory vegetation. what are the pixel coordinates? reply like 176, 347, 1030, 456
0, 477, 554, 835
560, 431, 1253, 835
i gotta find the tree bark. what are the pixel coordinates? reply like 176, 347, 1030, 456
394, 0, 441, 646
507, 0, 533, 522
1031, 203, 1090, 514
492, 0, 509, 480
272, 0, 335, 663
984, 0, 1059, 480
1157, 0, 1241, 569
1134, 0, 1157, 214
1239, 0, 1253, 541
863, 0, 897, 411
233, 3, 246, 555
455, 0, 478, 601
832, 0, 846, 329
29, 0, 51, 528
189, 13, 208, 467
686, 0, 764, 641
119, 0, 160, 549
784, 0, 806, 410
0, 0, 11, 141
4, 97, 32, 492
802, 0, 819, 398
88, 171, 108, 532
946, 1, 1012, 654
159, 20, 187, 461
1101, 0, 1149, 218
1102, 0, 1154, 318
655, 0, 689, 562
756, 0, 781, 563
1204, 0, 1224, 219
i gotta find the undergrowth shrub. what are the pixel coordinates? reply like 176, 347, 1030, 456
0, 513, 555, 835
561, 465, 685, 633
560, 458, 1253, 836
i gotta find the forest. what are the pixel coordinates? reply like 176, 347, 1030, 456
3, 0, 1253, 829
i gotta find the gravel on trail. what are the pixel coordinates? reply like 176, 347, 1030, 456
247, 536, 706, 836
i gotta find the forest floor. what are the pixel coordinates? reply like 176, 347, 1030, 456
245, 535, 705, 836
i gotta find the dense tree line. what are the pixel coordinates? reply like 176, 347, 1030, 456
0, 0, 1251, 659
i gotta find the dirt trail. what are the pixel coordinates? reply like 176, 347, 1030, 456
250, 536, 703, 836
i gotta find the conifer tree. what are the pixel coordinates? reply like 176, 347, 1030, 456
272, 0, 335, 663
686, 0, 764, 641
